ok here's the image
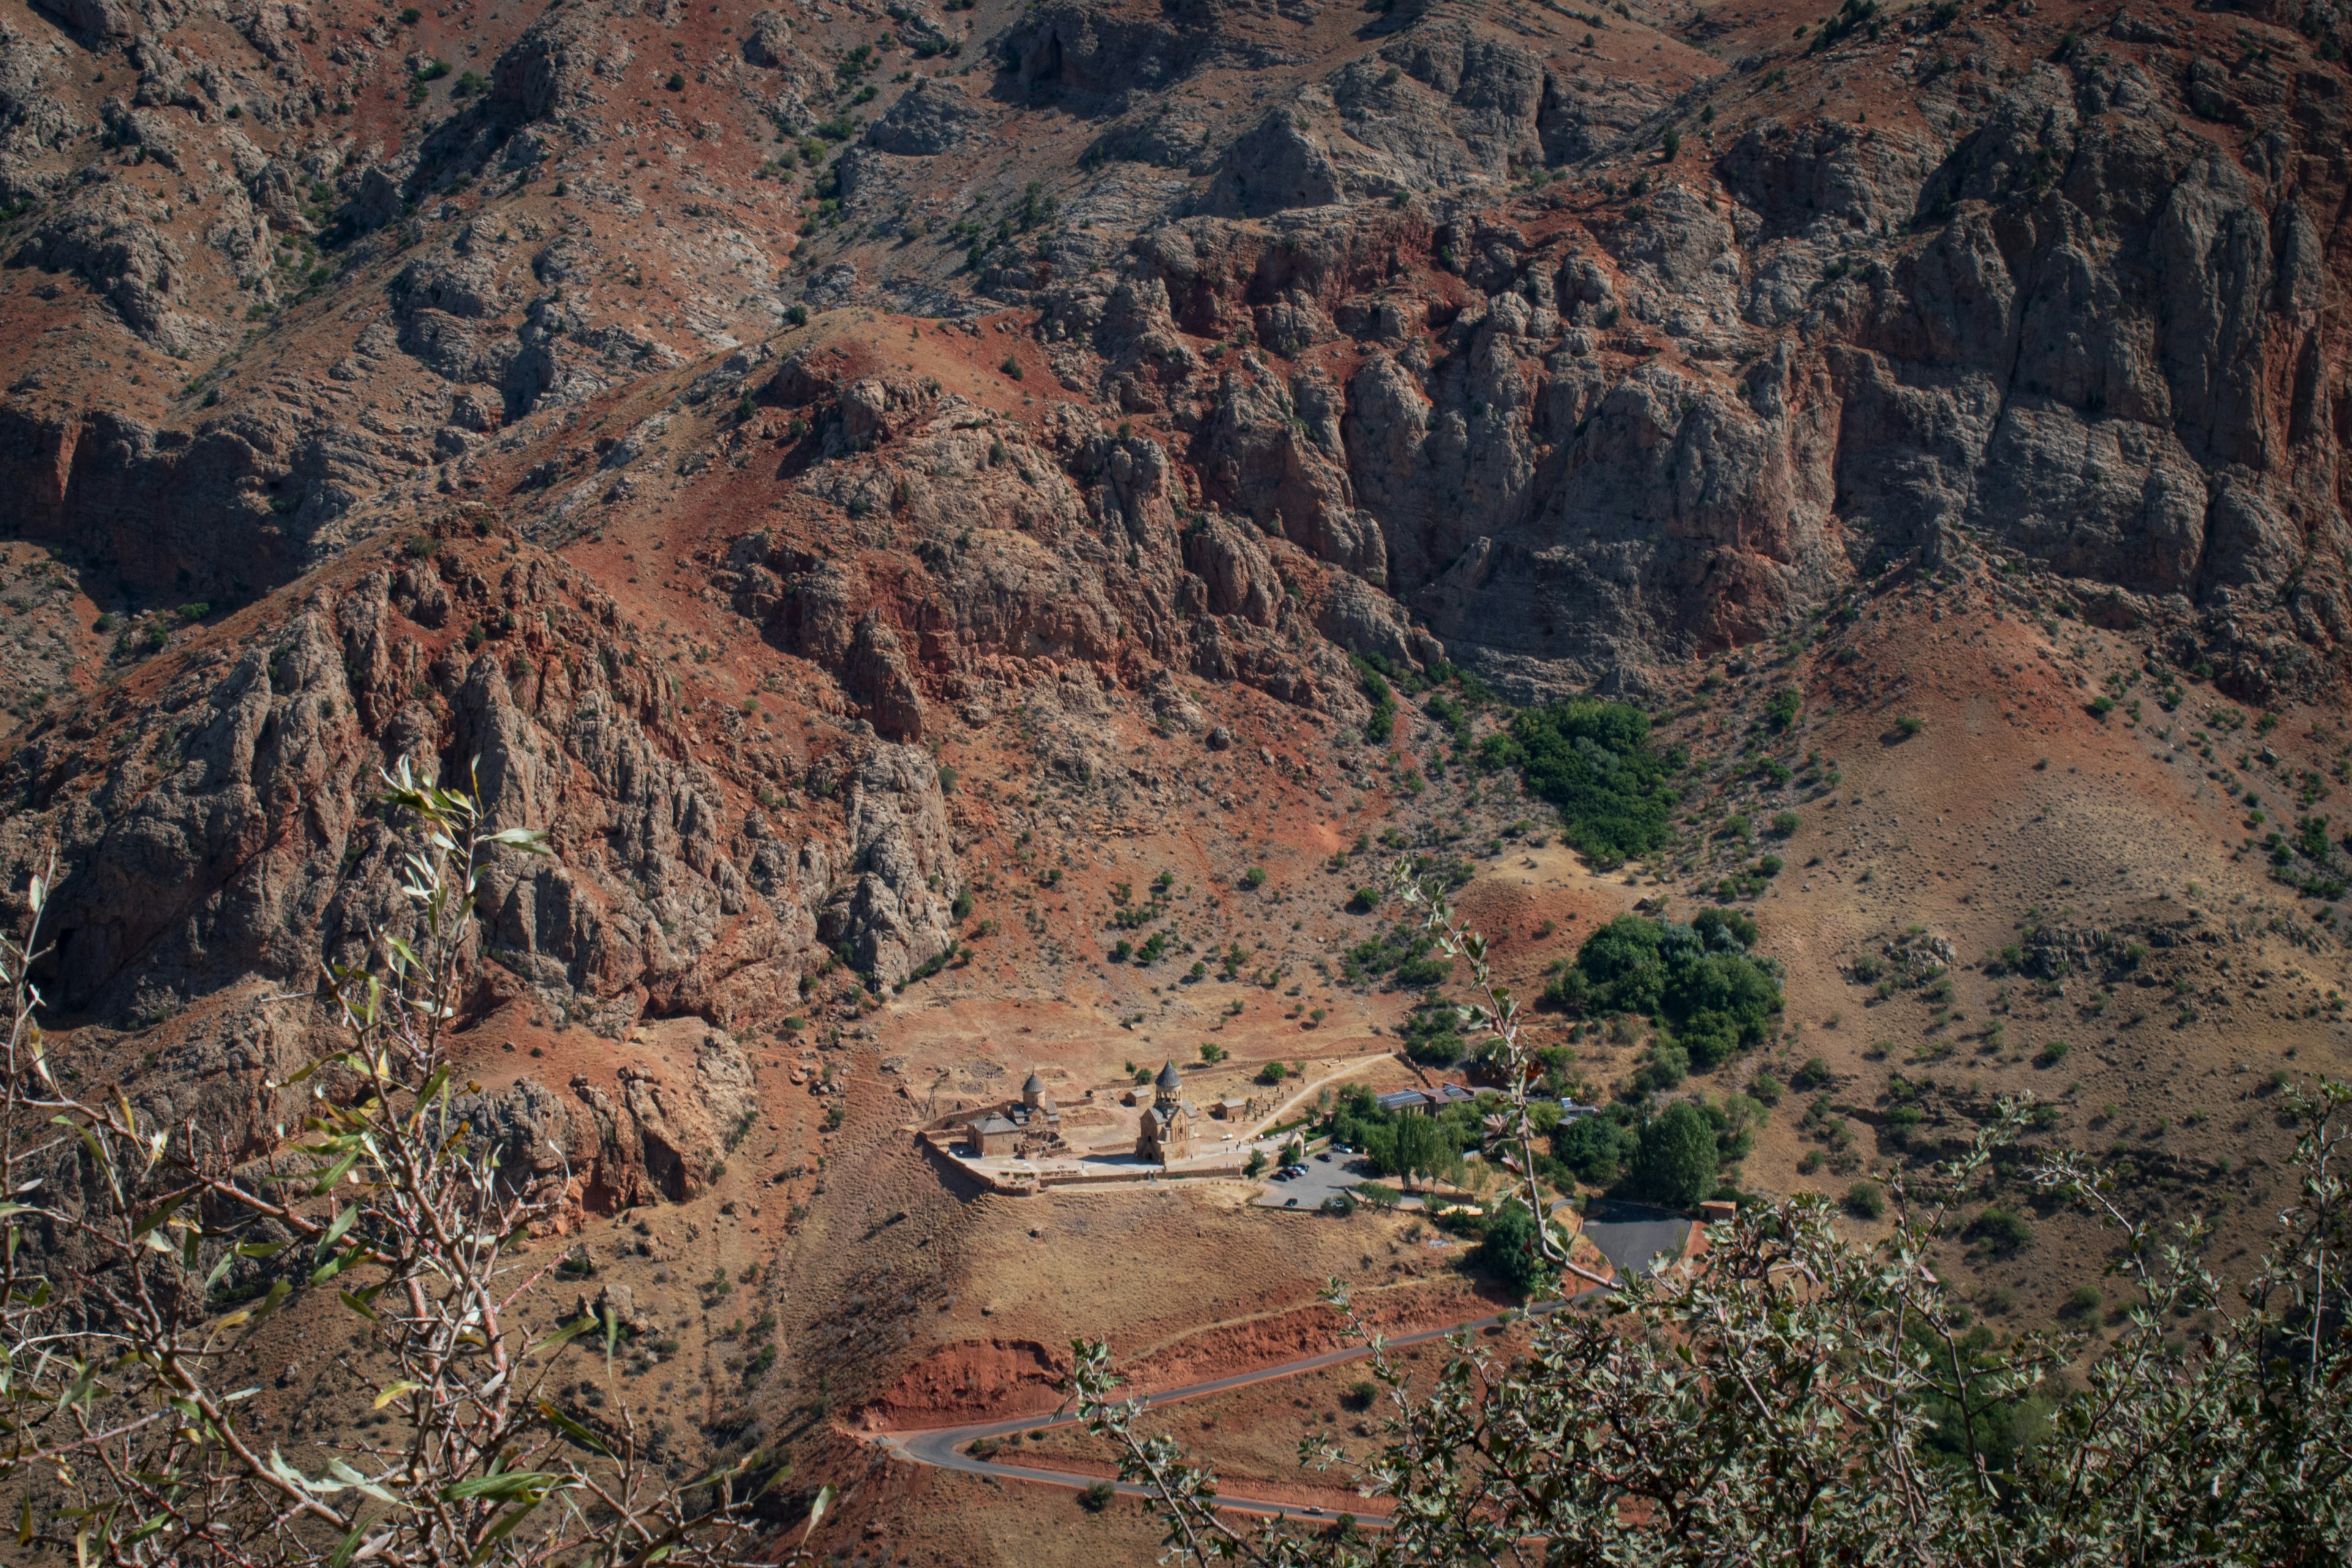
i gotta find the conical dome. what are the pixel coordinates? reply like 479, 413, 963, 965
1022, 1071, 1046, 1095
1156, 1060, 1183, 1089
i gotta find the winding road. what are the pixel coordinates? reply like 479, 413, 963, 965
861, 1279, 1609, 1526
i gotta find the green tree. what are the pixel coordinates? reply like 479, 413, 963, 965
1474, 1200, 1556, 1298
1554, 1112, 1634, 1188
1366, 1114, 1450, 1191
1481, 700, 1681, 869
1627, 1100, 1719, 1208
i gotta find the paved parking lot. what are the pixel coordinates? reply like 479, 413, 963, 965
1581, 1200, 1692, 1276
1254, 1152, 1370, 1210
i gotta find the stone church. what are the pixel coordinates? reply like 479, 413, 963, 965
1136, 1060, 1197, 1164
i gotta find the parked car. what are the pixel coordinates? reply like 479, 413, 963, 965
1315, 1152, 1332, 1163
1284, 1197, 1299, 1207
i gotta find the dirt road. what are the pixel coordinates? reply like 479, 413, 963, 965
862, 1283, 1606, 1526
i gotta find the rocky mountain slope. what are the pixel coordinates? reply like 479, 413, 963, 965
1, 0, 2349, 1553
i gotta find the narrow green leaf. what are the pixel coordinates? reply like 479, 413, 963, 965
537, 1401, 612, 1458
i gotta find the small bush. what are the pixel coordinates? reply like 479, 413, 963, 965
1771, 812, 1801, 837
1241, 866, 1268, 889
1970, 1206, 2034, 1253
1079, 1480, 1116, 1513
2035, 1040, 2071, 1068
999, 355, 1024, 380
1894, 715, 1925, 739
1843, 1182, 1885, 1220
1791, 1057, 1833, 1091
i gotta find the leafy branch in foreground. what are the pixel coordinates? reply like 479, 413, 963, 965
1071, 880, 2352, 1566
0, 758, 827, 1564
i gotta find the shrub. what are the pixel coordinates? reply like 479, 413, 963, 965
1638, 1038, 1689, 1090
1970, 1205, 2034, 1253
1771, 811, 1801, 837
1402, 998, 1466, 1066
1894, 715, 1925, 738
1343, 1379, 1378, 1412
1079, 1479, 1116, 1513
1199, 1042, 1227, 1064
2064, 1284, 2103, 1318
1241, 866, 1268, 889
1843, 1181, 1885, 1220
1765, 687, 1801, 731
1244, 1148, 1267, 1178
1258, 1061, 1289, 1085
1791, 1056, 1833, 1091
1355, 657, 1398, 742
999, 355, 1023, 380
2035, 1040, 2071, 1067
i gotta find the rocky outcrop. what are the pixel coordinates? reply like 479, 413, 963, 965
863, 80, 983, 156
10, 183, 195, 353
817, 745, 957, 986
492, 5, 633, 132
0, 534, 962, 1035
570, 1031, 756, 1204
